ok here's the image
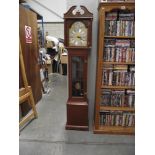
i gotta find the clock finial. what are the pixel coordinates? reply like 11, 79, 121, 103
64, 5, 93, 19
72, 5, 84, 15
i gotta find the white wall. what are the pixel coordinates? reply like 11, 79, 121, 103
38, 23, 64, 39
26, 0, 67, 22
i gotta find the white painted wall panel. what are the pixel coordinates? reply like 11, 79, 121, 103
38, 23, 64, 39
26, 0, 67, 22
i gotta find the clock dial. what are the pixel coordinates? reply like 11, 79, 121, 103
69, 21, 88, 46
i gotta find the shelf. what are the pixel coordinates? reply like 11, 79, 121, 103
101, 85, 135, 89
102, 62, 135, 65
100, 106, 135, 112
94, 126, 134, 135
104, 36, 135, 39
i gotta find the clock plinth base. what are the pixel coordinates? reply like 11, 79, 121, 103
66, 100, 89, 131
66, 124, 88, 131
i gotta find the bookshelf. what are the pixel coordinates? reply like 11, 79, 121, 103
94, 2, 135, 134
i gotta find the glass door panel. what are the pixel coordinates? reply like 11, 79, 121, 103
71, 56, 84, 97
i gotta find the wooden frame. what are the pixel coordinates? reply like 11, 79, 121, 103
19, 41, 38, 128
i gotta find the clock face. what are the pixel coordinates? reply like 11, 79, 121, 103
69, 21, 88, 46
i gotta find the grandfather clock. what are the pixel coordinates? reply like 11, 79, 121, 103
64, 6, 93, 130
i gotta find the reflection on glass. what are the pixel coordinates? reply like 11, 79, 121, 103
72, 56, 84, 97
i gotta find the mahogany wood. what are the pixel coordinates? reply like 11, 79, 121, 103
66, 100, 88, 130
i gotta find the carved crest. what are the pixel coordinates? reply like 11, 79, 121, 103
64, 5, 93, 19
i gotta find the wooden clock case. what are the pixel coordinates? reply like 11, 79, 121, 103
64, 6, 93, 130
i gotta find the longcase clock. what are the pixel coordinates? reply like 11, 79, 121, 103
64, 6, 93, 130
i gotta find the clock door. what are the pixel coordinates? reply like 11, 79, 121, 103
69, 54, 87, 101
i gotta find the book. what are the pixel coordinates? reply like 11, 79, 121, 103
126, 89, 135, 107
105, 12, 118, 21
105, 9, 135, 37
115, 39, 130, 47
104, 39, 135, 63
111, 90, 125, 106
101, 89, 111, 106
105, 20, 117, 35
102, 65, 135, 86
105, 39, 116, 47
119, 13, 135, 21
100, 111, 134, 126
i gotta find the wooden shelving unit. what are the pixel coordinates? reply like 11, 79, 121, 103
94, 126, 134, 135
103, 62, 135, 65
101, 85, 135, 89
100, 106, 135, 112
94, 2, 135, 134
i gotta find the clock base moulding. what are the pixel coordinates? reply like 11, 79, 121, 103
65, 100, 89, 131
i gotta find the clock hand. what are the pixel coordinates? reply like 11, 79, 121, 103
77, 35, 85, 41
